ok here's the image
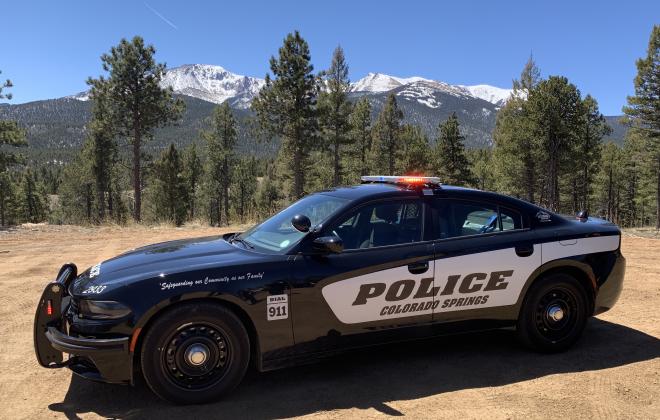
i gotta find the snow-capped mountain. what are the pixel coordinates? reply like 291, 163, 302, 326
350, 72, 512, 107
69, 64, 512, 109
160, 64, 264, 109
349, 72, 431, 93
458, 84, 513, 106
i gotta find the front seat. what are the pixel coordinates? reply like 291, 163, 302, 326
360, 205, 400, 248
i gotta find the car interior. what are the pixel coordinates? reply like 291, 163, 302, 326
331, 201, 422, 249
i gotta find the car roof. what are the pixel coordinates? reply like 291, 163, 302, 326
318, 183, 544, 215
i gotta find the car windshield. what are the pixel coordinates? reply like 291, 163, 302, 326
237, 194, 350, 253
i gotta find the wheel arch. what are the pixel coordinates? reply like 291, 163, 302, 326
130, 296, 261, 379
515, 260, 596, 319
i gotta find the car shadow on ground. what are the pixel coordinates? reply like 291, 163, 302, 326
49, 318, 660, 419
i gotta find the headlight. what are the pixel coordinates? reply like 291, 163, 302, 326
78, 300, 131, 320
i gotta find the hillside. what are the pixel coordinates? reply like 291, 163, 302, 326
0, 63, 629, 163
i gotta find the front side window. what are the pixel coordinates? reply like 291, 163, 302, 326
434, 200, 523, 239
238, 193, 349, 253
327, 200, 423, 250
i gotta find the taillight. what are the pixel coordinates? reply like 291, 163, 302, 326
46, 299, 53, 316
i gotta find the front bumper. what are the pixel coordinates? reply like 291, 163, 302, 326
594, 251, 626, 315
33, 264, 132, 384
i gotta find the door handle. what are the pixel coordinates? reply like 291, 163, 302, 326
408, 261, 429, 274
515, 245, 534, 257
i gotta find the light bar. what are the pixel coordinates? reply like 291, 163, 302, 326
360, 175, 442, 186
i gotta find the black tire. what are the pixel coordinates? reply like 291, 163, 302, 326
517, 273, 590, 353
140, 302, 250, 404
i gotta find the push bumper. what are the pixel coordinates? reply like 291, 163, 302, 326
33, 264, 132, 384
594, 252, 626, 315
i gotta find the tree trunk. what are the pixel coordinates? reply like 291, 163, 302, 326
388, 137, 395, 176
132, 124, 142, 222
189, 179, 195, 219
107, 181, 114, 220
524, 157, 535, 203
333, 138, 340, 186
85, 183, 92, 222
96, 186, 105, 222
572, 177, 578, 214
607, 166, 614, 221
223, 156, 230, 226
656, 155, 660, 229
293, 146, 304, 198
0, 193, 5, 227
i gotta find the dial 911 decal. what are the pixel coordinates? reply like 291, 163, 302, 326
267, 294, 288, 321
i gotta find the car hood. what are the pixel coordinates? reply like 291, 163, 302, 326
70, 234, 254, 294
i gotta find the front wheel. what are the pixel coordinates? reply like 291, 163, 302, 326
140, 303, 250, 404
517, 273, 590, 352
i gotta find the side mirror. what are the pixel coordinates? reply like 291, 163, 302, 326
312, 235, 344, 254
291, 214, 311, 232
576, 210, 589, 222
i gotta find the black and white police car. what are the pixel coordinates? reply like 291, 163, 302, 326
34, 176, 625, 404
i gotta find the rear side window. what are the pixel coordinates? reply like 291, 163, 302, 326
434, 199, 523, 239
500, 207, 523, 231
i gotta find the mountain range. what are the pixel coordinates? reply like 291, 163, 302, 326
1, 64, 626, 163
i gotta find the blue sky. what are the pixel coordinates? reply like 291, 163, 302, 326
1, 0, 657, 115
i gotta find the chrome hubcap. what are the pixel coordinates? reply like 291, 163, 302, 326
547, 305, 564, 322
185, 344, 209, 366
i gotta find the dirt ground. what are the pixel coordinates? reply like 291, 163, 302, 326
0, 224, 658, 420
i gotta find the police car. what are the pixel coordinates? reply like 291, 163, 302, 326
34, 176, 625, 404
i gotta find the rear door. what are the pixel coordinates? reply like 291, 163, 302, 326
430, 198, 542, 321
289, 198, 436, 354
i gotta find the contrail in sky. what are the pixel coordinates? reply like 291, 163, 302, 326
144, 2, 178, 30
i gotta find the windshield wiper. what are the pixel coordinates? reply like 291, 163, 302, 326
229, 234, 254, 249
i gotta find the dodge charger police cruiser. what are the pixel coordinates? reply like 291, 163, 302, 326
34, 176, 625, 404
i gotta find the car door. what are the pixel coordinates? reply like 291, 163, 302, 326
288, 197, 436, 354
430, 198, 542, 322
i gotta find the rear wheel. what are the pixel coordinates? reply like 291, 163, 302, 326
140, 303, 250, 404
517, 273, 590, 352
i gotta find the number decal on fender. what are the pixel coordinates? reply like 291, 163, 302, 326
267, 294, 288, 321
82, 285, 107, 295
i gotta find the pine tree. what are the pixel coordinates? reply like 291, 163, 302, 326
619, 129, 656, 227
595, 142, 624, 223
0, 71, 27, 172
232, 157, 258, 223
318, 45, 352, 186
0, 172, 19, 226
87, 36, 184, 222
252, 31, 319, 198
183, 143, 202, 220
468, 148, 496, 191
623, 25, 660, 228
398, 124, 431, 175
57, 148, 95, 225
526, 76, 582, 211
87, 83, 119, 222
256, 175, 281, 219
348, 98, 372, 180
151, 144, 189, 226
571, 95, 610, 212
19, 169, 48, 223
492, 57, 541, 202
372, 93, 403, 175
0, 70, 27, 226
434, 113, 474, 185
203, 102, 237, 226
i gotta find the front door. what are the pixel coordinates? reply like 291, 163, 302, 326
289, 198, 435, 354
